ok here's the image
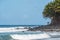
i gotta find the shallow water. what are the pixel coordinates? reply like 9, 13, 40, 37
0, 32, 60, 40
0, 31, 50, 40
0, 26, 60, 40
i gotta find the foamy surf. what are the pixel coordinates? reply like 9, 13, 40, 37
46, 32, 60, 38
47, 32, 60, 36
0, 27, 28, 33
0, 27, 52, 40
11, 33, 50, 40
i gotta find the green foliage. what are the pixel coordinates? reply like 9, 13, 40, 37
43, 0, 60, 18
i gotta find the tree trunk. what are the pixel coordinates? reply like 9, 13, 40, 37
51, 16, 60, 25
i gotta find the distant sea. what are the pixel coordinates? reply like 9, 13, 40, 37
0, 25, 39, 28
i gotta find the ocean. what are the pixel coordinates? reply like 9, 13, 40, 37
0, 25, 38, 28
0, 31, 60, 40
0, 25, 60, 40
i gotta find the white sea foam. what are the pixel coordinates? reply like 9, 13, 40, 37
0, 27, 28, 33
47, 32, 60, 36
1, 27, 60, 40
10, 33, 50, 40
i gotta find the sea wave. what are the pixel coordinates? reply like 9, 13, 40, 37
0, 32, 60, 40
0, 27, 60, 40
0, 27, 28, 33
10, 32, 50, 40
0, 31, 51, 40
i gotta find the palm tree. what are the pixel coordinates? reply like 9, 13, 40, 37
43, 0, 60, 25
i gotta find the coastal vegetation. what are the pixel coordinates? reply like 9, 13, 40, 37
29, 0, 60, 31
43, 0, 60, 25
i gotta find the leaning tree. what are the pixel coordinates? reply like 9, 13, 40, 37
43, 0, 60, 25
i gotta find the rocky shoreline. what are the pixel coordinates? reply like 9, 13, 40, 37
28, 25, 60, 32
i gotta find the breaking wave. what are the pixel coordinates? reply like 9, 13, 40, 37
0, 27, 60, 40
0, 31, 50, 40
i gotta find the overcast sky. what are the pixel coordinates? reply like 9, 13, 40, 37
0, 0, 52, 25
